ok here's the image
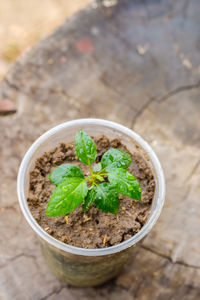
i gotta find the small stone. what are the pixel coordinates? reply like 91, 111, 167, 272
60, 56, 67, 62
47, 58, 54, 64
0, 99, 16, 115
63, 236, 68, 243
182, 58, 192, 69
91, 26, 99, 36
136, 44, 149, 56
102, 0, 118, 7
75, 38, 94, 54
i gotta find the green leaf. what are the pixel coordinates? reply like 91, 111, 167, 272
94, 182, 120, 214
82, 188, 96, 212
108, 168, 141, 200
101, 148, 131, 171
92, 162, 102, 172
49, 164, 84, 185
46, 177, 88, 217
75, 130, 97, 165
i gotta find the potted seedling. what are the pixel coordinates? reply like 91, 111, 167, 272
46, 129, 141, 217
17, 119, 165, 287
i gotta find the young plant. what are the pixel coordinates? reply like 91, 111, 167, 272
46, 130, 141, 217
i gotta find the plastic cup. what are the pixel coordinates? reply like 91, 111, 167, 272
17, 118, 165, 286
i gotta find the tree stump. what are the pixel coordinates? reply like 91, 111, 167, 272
0, 0, 200, 299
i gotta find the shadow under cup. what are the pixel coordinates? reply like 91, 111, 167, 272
17, 119, 165, 286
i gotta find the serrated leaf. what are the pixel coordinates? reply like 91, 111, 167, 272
92, 162, 102, 172
82, 188, 96, 212
94, 182, 120, 214
101, 148, 131, 171
49, 164, 84, 185
108, 168, 141, 200
46, 177, 88, 217
75, 130, 97, 165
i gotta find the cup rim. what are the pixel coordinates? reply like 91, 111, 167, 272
17, 118, 165, 256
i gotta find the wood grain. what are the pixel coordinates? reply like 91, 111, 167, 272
0, 0, 200, 299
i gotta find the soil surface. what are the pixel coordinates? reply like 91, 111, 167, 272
28, 135, 155, 249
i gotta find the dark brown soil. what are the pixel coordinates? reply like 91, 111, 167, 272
28, 135, 155, 249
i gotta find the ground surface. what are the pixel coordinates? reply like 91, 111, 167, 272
0, 0, 90, 79
0, 0, 200, 299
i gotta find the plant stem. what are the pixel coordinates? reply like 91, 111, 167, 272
84, 176, 92, 182
98, 173, 108, 176
97, 168, 107, 175
89, 163, 94, 176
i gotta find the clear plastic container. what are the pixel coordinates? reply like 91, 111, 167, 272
17, 119, 165, 286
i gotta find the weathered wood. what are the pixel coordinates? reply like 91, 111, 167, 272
1, 0, 200, 299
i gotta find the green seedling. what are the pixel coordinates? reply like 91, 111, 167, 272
46, 130, 141, 217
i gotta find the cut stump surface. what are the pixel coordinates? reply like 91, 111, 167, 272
0, 0, 200, 299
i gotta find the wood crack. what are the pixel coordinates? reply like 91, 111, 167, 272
99, 75, 125, 98
0, 202, 19, 212
131, 97, 155, 128
182, 0, 190, 18
141, 245, 200, 269
49, 87, 85, 109
131, 81, 200, 128
133, 279, 143, 298
40, 285, 66, 300
2, 77, 20, 93
49, 87, 71, 99
0, 253, 39, 269
184, 158, 200, 183
158, 81, 200, 103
